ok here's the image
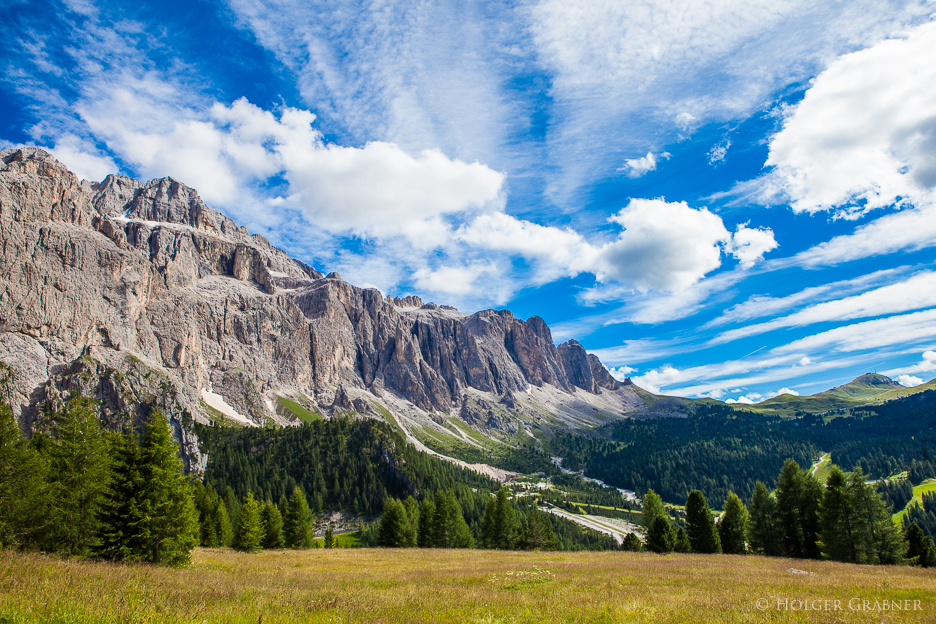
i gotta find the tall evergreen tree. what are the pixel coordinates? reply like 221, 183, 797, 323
719, 491, 748, 555
324, 525, 335, 548
482, 489, 518, 549
261, 500, 284, 549
685, 490, 721, 554
283, 487, 314, 548
641, 489, 665, 531
905, 523, 936, 567
646, 515, 675, 554
747, 481, 782, 556
401, 496, 419, 547
97, 413, 199, 566
417, 499, 435, 548
774, 459, 821, 559
820, 466, 858, 562
674, 527, 692, 554
0, 401, 48, 548
520, 508, 557, 551
233, 492, 265, 552
431, 490, 473, 548
44, 395, 109, 556
213, 498, 233, 547
846, 468, 904, 565
378, 498, 411, 547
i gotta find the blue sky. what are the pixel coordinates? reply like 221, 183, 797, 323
4, 0, 936, 402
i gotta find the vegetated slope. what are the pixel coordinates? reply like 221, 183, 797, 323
0, 147, 664, 469
740, 373, 931, 418
549, 390, 936, 507
198, 418, 618, 551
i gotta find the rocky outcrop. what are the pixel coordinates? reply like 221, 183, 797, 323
0, 147, 647, 455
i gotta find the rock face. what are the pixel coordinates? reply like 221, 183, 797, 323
0, 148, 648, 463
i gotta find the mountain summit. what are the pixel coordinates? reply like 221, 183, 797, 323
0, 147, 658, 469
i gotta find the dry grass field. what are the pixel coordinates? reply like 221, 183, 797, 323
1, 547, 934, 623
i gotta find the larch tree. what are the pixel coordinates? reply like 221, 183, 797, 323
283, 487, 314, 548
718, 491, 748, 555
685, 490, 721, 554
44, 395, 109, 556
233, 492, 265, 552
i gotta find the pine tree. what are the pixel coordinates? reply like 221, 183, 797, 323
233, 492, 265, 552
622, 532, 642, 552
431, 490, 473, 548
283, 487, 314, 548
44, 395, 109, 556
905, 523, 936, 567
820, 466, 858, 562
520, 508, 557, 551
674, 526, 692, 553
378, 498, 411, 547
846, 468, 904, 565
324, 525, 335, 548
747, 481, 782, 556
96, 413, 199, 566
719, 491, 748, 555
646, 515, 675, 553
482, 489, 518, 549
0, 401, 49, 548
774, 459, 821, 559
417, 499, 435, 548
685, 490, 721, 554
402, 496, 419, 547
213, 498, 233, 547
641, 489, 665, 531
261, 500, 284, 549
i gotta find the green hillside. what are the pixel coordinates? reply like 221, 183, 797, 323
739, 373, 934, 418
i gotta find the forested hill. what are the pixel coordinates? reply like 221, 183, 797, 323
549, 390, 936, 507
198, 418, 496, 517
197, 418, 619, 551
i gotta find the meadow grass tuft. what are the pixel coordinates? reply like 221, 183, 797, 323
0, 548, 933, 623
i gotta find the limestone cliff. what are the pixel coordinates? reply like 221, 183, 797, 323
0, 147, 650, 466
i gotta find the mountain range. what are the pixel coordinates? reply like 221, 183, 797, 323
2, 147, 932, 474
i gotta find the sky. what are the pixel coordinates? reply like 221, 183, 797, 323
3, 0, 936, 403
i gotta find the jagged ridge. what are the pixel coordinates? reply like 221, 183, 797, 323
0, 147, 649, 463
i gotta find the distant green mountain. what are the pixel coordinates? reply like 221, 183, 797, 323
738, 373, 936, 418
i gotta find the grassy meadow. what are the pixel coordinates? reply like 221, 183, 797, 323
1, 548, 934, 623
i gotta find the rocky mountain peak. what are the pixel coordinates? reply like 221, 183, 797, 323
0, 147, 649, 468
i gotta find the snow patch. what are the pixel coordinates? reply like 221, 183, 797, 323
200, 388, 254, 426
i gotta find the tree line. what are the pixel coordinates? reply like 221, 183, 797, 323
635, 458, 935, 567
0, 395, 198, 565
548, 392, 936, 508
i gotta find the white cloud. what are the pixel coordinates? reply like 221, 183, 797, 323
707, 140, 731, 165
620, 151, 669, 178
774, 309, 936, 355
704, 268, 904, 328
529, 0, 932, 205
794, 202, 936, 266
765, 20, 936, 216
798, 357, 812, 367
631, 365, 682, 394
767, 387, 799, 398
412, 263, 503, 299
726, 394, 760, 405
725, 223, 778, 269
282, 140, 505, 240
712, 271, 936, 344
44, 134, 117, 182
457, 198, 774, 296
607, 365, 636, 381
897, 375, 924, 387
